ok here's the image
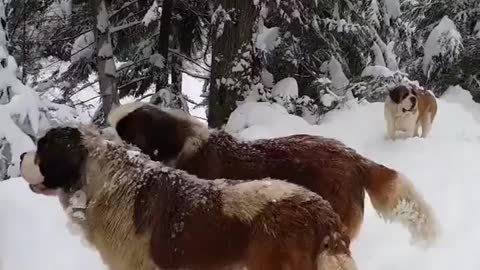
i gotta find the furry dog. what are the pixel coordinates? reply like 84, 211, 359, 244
384, 85, 438, 140
19, 125, 357, 270
107, 102, 440, 247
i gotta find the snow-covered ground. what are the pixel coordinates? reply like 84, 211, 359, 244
2, 83, 480, 270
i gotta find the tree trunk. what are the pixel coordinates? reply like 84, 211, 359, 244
90, 0, 119, 126
170, 29, 182, 93
155, 0, 175, 91
207, 0, 259, 128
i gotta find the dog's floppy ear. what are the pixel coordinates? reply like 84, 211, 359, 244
389, 86, 407, 104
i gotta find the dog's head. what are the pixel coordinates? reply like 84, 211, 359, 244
20, 127, 86, 196
388, 85, 418, 113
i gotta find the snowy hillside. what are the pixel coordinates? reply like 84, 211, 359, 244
2, 85, 480, 270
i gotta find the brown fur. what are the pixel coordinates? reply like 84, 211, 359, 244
413, 87, 438, 135
385, 85, 438, 139
108, 103, 440, 247
25, 126, 357, 270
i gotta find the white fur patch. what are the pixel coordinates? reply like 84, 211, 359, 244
20, 152, 44, 185
221, 179, 304, 223
107, 102, 147, 128
317, 253, 358, 270
377, 173, 440, 248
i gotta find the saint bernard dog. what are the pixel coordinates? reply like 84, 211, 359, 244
384, 84, 438, 140
19, 125, 357, 270
107, 102, 441, 248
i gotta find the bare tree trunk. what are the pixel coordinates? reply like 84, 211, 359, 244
208, 0, 259, 128
171, 27, 182, 93
155, 0, 175, 91
90, 0, 119, 126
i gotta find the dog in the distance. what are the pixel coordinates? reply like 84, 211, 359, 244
19, 125, 357, 270
107, 102, 440, 248
384, 84, 438, 140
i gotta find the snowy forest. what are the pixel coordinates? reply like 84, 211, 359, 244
0, 0, 478, 179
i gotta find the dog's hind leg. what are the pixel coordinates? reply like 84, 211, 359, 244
414, 121, 421, 137
421, 113, 432, 138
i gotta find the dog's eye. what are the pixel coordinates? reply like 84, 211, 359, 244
412, 91, 417, 96
402, 93, 409, 100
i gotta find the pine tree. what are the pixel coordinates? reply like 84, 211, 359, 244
0, 1, 78, 180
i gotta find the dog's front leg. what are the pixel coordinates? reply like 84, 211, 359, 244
406, 122, 416, 138
385, 121, 396, 140
414, 122, 421, 137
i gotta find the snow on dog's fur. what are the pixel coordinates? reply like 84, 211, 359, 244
19, 125, 357, 270
108, 102, 440, 248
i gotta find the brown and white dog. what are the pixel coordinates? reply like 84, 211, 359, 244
384, 85, 438, 140
107, 102, 440, 248
19, 125, 357, 270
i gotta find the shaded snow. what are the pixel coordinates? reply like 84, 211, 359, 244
362, 65, 395, 78
71, 31, 95, 63
384, 0, 401, 20
385, 41, 398, 71
255, 19, 280, 52
261, 69, 275, 88
326, 56, 349, 93
272, 77, 298, 99
372, 42, 386, 67
149, 53, 165, 69
96, 1, 109, 32
142, 1, 162, 27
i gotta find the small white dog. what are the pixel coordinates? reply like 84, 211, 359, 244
384, 85, 437, 140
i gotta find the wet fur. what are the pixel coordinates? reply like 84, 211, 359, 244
108, 103, 440, 247
385, 85, 438, 140
22, 126, 356, 270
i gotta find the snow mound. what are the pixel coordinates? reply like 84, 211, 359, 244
272, 77, 298, 99
225, 102, 314, 140
422, 16, 462, 75
442, 85, 480, 123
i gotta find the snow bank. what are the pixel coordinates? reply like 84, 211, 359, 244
0, 179, 106, 270
442, 85, 480, 123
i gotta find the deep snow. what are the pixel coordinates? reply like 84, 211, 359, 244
2, 84, 480, 269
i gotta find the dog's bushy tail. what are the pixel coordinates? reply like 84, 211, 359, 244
363, 164, 440, 248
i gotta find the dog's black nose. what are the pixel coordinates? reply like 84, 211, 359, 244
20, 152, 26, 162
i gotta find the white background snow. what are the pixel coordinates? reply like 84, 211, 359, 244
2, 74, 480, 270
